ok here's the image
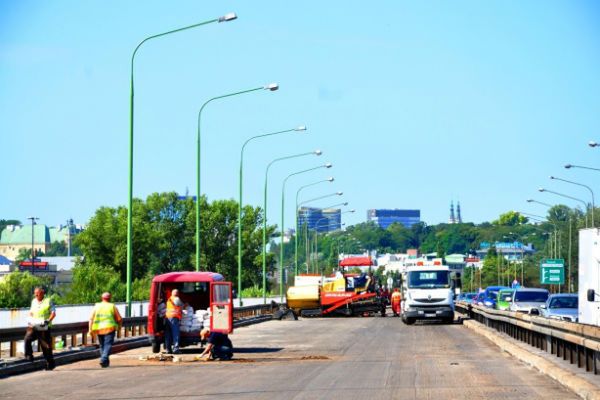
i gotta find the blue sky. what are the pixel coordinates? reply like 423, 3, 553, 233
2, 1, 600, 229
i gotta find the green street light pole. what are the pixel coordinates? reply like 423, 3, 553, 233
549, 176, 595, 227
262, 150, 322, 303
280, 163, 333, 301
238, 126, 307, 306
196, 82, 279, 272
539, 187, 589, 228
294, 178, 334, 273
126, 13, 237, 316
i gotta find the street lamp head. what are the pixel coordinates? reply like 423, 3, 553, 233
350, 209, 356, 213
549, 176, 555, 180
538, 188, 545, 192
327, 177, 334, 182
589, 141, 598, 148
324, 163, 332, 168
564, 164, 572, 169
342, 202, 348, 206
264, 83, 279, 91
314, 149, 322, 156
294, 125, 307, 132
218, 12, 238, 22
336, 192, 343, 196
526, 199, 533, 202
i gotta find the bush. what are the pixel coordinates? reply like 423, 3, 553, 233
64, 263, 125, 304
240, 285, 272, 298
0, 272, 54, 308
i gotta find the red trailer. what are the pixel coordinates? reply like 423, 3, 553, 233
147, 272, 233, 353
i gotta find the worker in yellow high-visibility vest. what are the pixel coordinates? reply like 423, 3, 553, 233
24, 287, 56, 370
89, 292, 122, 368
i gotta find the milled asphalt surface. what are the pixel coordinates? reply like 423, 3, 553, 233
0, 316, 580, 400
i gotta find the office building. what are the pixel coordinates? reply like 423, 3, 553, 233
297, 207, 342, 233
367, 209, 420, 229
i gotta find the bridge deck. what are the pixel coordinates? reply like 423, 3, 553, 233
1, 317, 578, 399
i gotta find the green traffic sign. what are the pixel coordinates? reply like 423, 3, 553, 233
540, 258, 565, 284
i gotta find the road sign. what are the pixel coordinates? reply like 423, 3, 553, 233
540, 258, 564, 284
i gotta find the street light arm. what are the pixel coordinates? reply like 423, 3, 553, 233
550, 176, 595, 227
241, 128, 297, 156
298, 192, 342, 207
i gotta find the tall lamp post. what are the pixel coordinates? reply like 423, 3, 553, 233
261, 150, 322, 303
126, 13, 237, 316
279, 163, 333, 300
27, 217, 38, 274
196, 83, 278, 272
549, 176, 595, 227
539, 188, 589, 228
294, 178, 334, 272
237, 126, 306, 306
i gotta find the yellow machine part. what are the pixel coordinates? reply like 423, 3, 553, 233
322, 277, 346, 293
286, 284, 320, 311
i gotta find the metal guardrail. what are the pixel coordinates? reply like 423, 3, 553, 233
0, 302, 282, 359
455, 301, 600, 375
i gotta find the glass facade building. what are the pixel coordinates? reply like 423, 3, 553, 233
298, 207, 342, 233
367, 209, 420, 229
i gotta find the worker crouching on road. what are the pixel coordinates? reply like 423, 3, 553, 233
165, 289, 184, 354
391, 288, 402, 317
199, 328, 233, 361
89, 292, 122, 368
24, 287, 56, 370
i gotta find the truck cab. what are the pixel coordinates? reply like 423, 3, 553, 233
401, 261, 455, 324
147, 272, 233, 353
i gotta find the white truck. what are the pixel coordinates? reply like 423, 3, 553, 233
401, 261, 456, 325
579, 228, 600, 326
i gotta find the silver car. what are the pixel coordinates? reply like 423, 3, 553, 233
509, 288, 550, 313
537, 294, 578, 322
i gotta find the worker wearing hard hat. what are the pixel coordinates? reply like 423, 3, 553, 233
165, 289, 184, 354
89, 292, 122, 368
24, 287, 56, 370
391, 288, 402, 317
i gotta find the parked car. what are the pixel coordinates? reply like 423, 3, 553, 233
509, 288, 550, 313
495, 288, 515, 311
482, 286, 509, 309
463, 292, 476, 303
531, 293, 578, 322
472, 292, 485, 306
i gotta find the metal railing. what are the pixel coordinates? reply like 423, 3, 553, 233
455, 301, 600, 375
0, 302, 281, 359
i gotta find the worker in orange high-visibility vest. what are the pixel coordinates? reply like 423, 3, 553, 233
165, 289, 184, 354
89, 292, 122, 368
391, 288, 402, 317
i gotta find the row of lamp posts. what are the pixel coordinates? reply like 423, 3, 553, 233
124, 13, 352, 313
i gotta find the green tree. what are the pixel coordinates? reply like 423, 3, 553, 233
0, 272, 53, 308
0, 219, 21, 233
64, 263, 126, 304
493, 211, 528, 226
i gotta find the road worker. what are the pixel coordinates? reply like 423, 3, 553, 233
165, 289, 184, 354
24, 287, 56, 370
89, 292, 122, 368
391, 288, 402, 317
199, 328, 233, 361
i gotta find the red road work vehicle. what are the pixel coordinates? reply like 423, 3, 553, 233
148, 272, 233, 353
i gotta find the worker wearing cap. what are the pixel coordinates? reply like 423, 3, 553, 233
165, 289, 184, 354
89, 292, 122, 368
391, 288, 402, 317
24, 287, 56, 370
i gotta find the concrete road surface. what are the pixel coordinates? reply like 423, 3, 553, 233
0, 316, 579, 400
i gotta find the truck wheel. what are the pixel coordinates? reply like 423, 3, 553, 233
152, 341, 161, 354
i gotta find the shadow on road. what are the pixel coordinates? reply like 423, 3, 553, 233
233, 347, 283, 353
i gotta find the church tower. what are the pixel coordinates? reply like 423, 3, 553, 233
449, 201, 456, 224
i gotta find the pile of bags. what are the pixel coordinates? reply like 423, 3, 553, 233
180, 307, 210, 332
